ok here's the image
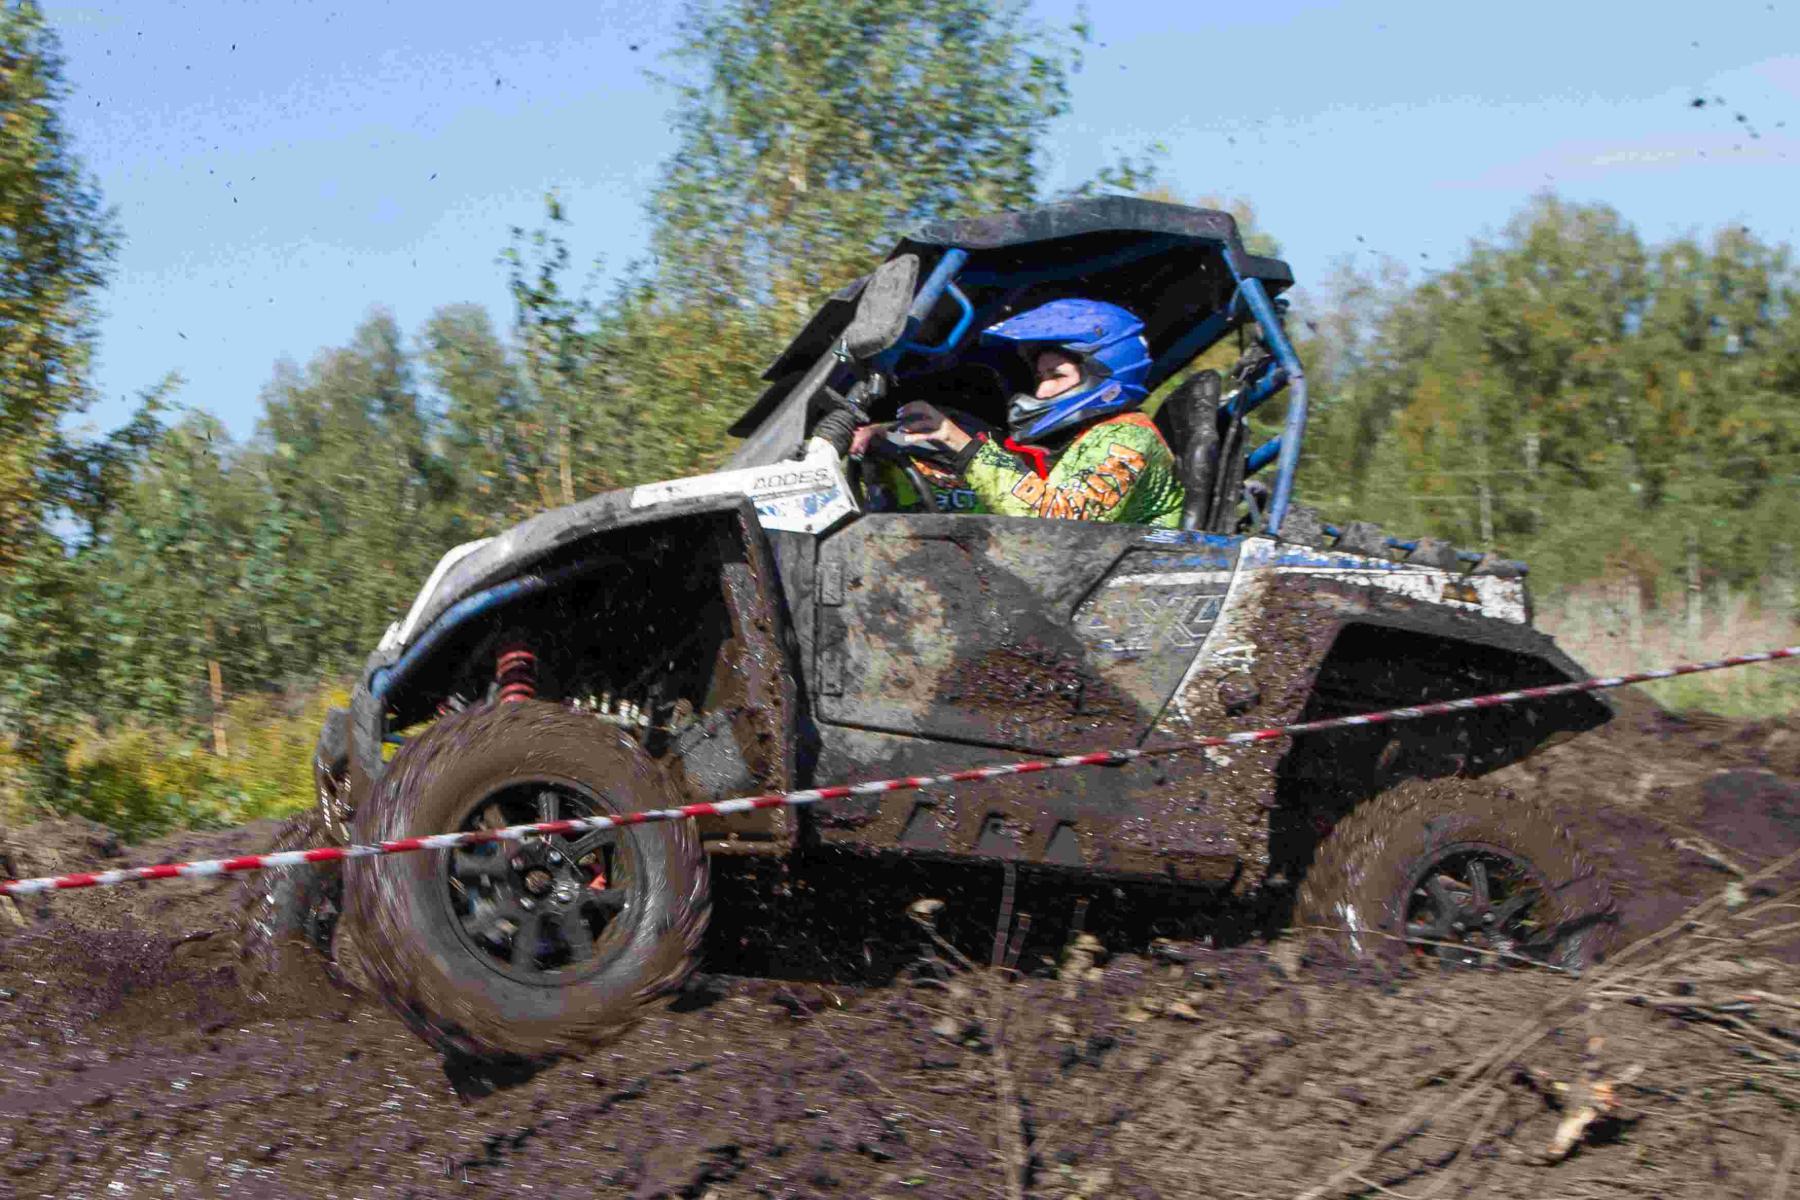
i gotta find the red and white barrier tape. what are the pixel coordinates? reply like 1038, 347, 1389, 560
4, 645, 1796, 899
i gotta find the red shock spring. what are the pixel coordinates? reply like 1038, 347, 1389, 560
496, 644, 538, 704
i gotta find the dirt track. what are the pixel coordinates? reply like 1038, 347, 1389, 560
2, 692, 1797, 1199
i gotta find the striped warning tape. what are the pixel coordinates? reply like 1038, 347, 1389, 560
3, 645, 1795, 898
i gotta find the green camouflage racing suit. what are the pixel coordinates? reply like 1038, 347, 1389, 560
954, 411, 1184, 527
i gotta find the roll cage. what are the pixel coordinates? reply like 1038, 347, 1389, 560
725, 196, 1311, 534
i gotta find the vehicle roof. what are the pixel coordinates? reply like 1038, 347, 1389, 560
729, 196, 1294, 439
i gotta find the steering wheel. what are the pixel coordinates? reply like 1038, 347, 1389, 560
850, 436, 940, 514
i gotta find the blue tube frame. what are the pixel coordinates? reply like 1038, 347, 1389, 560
909, 248, 969, 324
1224, 363, 1289, 421
1246, 435, 1282, 474
897, 282, 975, 358
869, 248, 970, 374
1229, 273, 1307, 536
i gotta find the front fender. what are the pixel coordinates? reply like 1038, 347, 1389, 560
339, 496, 803, 855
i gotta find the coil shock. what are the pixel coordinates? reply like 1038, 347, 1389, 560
495, 643, 538, 704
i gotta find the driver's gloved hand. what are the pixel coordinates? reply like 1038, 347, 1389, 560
812, 408, 859, 458
885, 401, 973, 459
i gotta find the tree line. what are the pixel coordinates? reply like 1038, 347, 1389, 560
0, 0, 1795, 821
1297, 201, 1800, 595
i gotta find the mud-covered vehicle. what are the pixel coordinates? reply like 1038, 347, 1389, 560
269, 198, 1615, 1061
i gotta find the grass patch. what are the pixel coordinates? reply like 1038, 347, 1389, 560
1539, 585, 1800, 718
0, 742, 31, 829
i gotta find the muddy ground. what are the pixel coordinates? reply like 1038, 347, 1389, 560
1, 691, 1797, 1199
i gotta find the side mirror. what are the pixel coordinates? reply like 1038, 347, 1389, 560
841, 254, 919, 360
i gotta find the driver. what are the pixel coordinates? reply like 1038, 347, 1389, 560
854, 299, 1184, 527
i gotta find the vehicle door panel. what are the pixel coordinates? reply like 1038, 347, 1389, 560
813, 514, 1240, 752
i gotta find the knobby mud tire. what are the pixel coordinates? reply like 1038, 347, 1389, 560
1294, 778, 1615, 972
341, 701, 710, 1063
235, 808, 344, 994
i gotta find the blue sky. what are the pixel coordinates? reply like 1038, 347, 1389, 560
43, 0, 1800, 440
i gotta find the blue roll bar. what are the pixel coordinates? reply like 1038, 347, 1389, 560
1246, 435, 1282, 474
1228, 273, 1307, 537
898, 282, 975, 358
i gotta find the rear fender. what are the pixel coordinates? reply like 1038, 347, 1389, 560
1153, 537, 1611, 883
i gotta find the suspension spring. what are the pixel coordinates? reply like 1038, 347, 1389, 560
496, 644, 538, 704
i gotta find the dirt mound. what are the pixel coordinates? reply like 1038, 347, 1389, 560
1495, 694, 1800, 953
0, 699, 1794, 1198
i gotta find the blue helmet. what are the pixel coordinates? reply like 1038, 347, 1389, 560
980, 299, 1152, 442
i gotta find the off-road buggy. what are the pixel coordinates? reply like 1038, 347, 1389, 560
258, 197, 1614, 1061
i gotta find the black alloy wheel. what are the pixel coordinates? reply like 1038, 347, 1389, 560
1294, 779, 1614, 974
1402, 844, 1552, 967
342, 701, 709, 1062
444, 782, 640, 984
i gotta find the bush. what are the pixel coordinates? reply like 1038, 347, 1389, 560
36, 685, 348, 841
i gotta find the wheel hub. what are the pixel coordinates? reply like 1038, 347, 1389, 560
1404, 844, 1551, 968
442, 781, 638, 984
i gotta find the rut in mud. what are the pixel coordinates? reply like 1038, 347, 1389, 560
1, 693, 1797, 1199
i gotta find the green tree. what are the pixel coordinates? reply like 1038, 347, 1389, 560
1299, 196, 1800, 595
83, 412, 257, 726
0, 1, 113, 565
47, 375, 175, 546
653, 0, 1079, 306
0, 1, 116, 800
499, 203, 624, 497
423, 302, 547, 531
509, 0, 1109, 486
250, 311, 456, 678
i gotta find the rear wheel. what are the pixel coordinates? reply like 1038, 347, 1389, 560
341, 701, 709, 1061
1294, 779, 1614, 972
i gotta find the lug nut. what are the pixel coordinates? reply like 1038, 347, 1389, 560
548, 851, 563, 865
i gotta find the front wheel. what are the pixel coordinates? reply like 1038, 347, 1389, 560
1294, 779, 1614, 972
341, 701, 710, 1061
235, 808, 342, 990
